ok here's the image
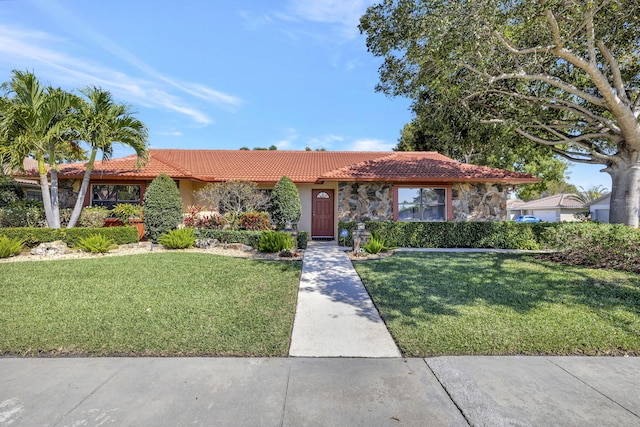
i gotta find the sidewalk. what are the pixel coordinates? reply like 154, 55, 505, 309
1, 357, 638, 426
289, 241, 400, 357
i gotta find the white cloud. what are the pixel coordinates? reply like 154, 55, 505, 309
288, 0, 372, 27
275, 128, 300, 149
349, 138, 395, 151
0, 23, 241, 125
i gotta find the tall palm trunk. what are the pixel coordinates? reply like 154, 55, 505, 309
67, 149, 97, 228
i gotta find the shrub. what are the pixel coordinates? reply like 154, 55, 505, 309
363, 233, 392, 254
65, 227, 139, 248
112, 203, 143, 224
77, 234, 118, 253
0, 176, 25, 207
0, 226, 138, 248
0, 236, 23, 258
158, 228, 196, 249
195, 180, 269, 229
238, 211, 270, 231
194, 229, 263, 247
78, 207, 110, 228
0, 200, 46, 228
297, 231, 309, 249
338, 221, 542, 250
270, 176, 301, 229
143, 174, 183, 242
258, 231, 295, 253
183, 206, 227, 229
539, 222, 640, 273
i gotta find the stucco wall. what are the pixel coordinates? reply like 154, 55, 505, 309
452, 183, 508, 221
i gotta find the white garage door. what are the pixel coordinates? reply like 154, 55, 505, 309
533, 210, 557, 222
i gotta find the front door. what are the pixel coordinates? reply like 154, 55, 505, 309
312, 189, 334, 239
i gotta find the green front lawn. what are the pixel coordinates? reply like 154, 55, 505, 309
355, 252, 640, 356
0, 253, 301, 356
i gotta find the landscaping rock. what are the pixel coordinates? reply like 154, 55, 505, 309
194, 238, 218, 249
30, 241, 71, 256
226, 243, 253, 252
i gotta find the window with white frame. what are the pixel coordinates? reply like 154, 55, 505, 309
397, 188, 446, 221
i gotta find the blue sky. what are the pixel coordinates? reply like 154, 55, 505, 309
0, 0, 610, 191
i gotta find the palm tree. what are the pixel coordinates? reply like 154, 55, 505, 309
573, 185, 610, 205
0, 70, 81, 228
66, 87, 148, 228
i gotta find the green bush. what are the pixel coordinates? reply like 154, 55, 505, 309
194, 229, 264, 247
143, 174, 183, 242
238, 211, 270, 231
270, 176, 301, 229
539, 222, 640, 273
0, 200, 46, 228
0, 226, 138, 248
0, 176, 25, 207
363, 234, 388, 254
258, 231, 295, 253
78, 207, 110, 228
112, 203, 143, 225
338, 221, 543, 250
158, 228, 196, 249
0, 236, 24, 258
297, 231, 309, 249
77, 234, 118, 253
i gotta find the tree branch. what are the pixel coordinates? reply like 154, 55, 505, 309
514, 127, 612, 163
489, 73, 607, 108
598, 41, 630, 105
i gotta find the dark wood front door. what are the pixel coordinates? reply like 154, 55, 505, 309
312, 189, 334, 239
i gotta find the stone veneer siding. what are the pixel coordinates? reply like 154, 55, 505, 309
452, 182, 508, 222
338, 182, 508, 222
338, 182, 394, 222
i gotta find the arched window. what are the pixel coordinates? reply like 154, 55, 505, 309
316, 191, 330, 199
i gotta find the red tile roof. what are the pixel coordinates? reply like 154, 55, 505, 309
47, 149, 538, 184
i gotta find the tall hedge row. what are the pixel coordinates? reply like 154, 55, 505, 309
338, 221, 546, 250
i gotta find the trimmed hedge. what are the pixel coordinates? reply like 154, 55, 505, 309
0, 226, 139, 248
194, 229, 264, 248
338, 221, 545, 250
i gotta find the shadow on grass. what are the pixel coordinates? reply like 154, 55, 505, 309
354, 252, 640, 325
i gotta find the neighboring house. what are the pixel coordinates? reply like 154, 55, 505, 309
586, 193, 640, 223
588, 193, 612, 223
507, 193, 586, 222
16, 150, 538, 239
2, 158, 42, 201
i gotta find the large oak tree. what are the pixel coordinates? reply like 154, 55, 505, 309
361, 0, 640, 226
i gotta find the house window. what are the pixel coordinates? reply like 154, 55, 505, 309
92, 184, 141, 208
316, 191, 330, 199
397, 188, 446, 221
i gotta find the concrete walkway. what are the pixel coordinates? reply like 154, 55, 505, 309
2, 357, 639, 426
289, 241, 401, 357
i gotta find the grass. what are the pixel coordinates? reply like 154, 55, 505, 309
354, 252, 640, 356
0, 253, 301, 357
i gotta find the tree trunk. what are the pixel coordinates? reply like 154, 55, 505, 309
38, 172, 55, 228
67, 150, 97, 228
49, 167, 61, 228
607, 160, 640, 228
